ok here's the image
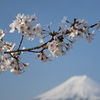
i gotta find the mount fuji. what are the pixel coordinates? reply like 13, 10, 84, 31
32, 75, 100, 100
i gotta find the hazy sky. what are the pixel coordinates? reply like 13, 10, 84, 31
0, 0, 100, 100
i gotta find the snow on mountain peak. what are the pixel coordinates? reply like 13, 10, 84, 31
33, 75, 100, 100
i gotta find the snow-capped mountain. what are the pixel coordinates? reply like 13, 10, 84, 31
33, 75, 100, 100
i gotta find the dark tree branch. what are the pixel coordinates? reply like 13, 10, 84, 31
90, 23, 97, 28
4, 38, 53, 54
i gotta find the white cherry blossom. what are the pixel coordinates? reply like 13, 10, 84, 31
0, 40, 4, 56
26, 33, 36, 40
9, 19, 22, 33
46, 22, 52, 29
31, 14, 38, 21
0, 29, 6, 39
16, 13, 24, 20
77, 18, 88, 26
86, 31, 95, 43
61, 16, 68, 23
96, 21, 100, 30
36, 24, 44, 43
60, 26, 68, 38
9, 58, 29, 75
10, 68, 25, 75
58, 23, 64, 31
36, 24, 42, 34
68, 26, 78, 38
0, 55, 10, 72
0, 65, 8, 72
48, 40, 66, 57
21, 15, 32, 25
35, 52, 52, 62
4, 42, 16, 51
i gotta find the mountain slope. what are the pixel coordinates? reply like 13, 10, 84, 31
33, 75, 100, 100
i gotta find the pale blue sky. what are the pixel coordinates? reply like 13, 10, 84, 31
0, 0, 100, 100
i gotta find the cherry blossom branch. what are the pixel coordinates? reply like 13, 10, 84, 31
0, 14, 100, 75
4, 38, 53, 54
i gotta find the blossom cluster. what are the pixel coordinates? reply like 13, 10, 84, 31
0, 54, 29, 75
9, 13, 44, 42
0, 13, 100, 75
47, 36, 66, 57
0, 26, 29, 75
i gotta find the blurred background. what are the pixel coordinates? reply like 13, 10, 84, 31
0, 0, 100, 100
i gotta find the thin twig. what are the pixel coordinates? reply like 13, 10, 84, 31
90, 23, 97, 28
17, 35, 24, 50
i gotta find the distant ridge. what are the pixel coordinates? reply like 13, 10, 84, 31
33, 75, 100, 100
